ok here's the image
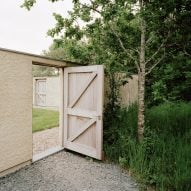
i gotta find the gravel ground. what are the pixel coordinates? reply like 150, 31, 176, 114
0, 151, 139, 191
1, 128, 139, 191
33, 127, 59, 155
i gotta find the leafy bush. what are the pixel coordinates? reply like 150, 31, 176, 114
104, 102, 191, 191
146, 54, 191, 107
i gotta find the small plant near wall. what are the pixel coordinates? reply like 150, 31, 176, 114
103, 68, 132, 149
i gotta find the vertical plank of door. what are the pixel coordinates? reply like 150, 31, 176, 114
59, 68, 64, 147
96, 65, 104, 159
70, 73, 77, 141
64, 69, 69, 147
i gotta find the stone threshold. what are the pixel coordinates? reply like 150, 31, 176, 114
33, 146, 64, 162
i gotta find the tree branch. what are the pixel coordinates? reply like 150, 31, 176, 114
110, 25, 140, 73
183, 47, 191, 57
145, 55, 165, 76
145, 41, 165, 65
145, 34, 155, 47
80, 2, 101, 15
146, 36, 152, 45
145, 33, 169, 65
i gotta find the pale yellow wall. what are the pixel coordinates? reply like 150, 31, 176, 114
120, 75, 138, 107
0, 49, 76, 177
0, 51, 33, 175
104, 74, 138, 108
46, 77, 60, 108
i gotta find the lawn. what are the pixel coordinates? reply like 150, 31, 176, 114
32, 108, 59, 133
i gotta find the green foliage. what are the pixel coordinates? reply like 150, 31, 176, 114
32, 108, 59, 132
145, 0, 191, 106
44, 39, 93, 64
23, 0, 191, 107
104, 102, 191, 191
23, 0, 141, 76
146, 54, 191, 106
147, 102, 191, 137
21, 0, 36, 10
32, 65, 58, 77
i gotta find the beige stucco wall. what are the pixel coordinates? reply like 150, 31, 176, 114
104, 74, 138, 108
0, 48, 81, 177
120, 75, 138, 107
0, 51, 33, 175
0, 48, 78, 177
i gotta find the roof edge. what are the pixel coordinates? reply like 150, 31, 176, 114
0, 47, 86, 66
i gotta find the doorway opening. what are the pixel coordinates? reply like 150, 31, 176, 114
32, 64, 63, 161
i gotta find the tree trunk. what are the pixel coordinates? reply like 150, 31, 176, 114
137, 72, 145, 141
137, 5, 146, 141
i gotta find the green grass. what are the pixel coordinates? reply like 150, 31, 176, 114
32, 108, 59, 133
104, 102, 191, 191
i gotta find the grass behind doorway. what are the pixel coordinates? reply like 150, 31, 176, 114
32, 108, 59, 133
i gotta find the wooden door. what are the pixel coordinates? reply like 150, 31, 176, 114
64, 65, 104, 160
36, 79, 46, 106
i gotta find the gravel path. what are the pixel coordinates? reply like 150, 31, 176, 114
33, 127, 59, 155
1, 128, 139, 190
0, 151, 139, 191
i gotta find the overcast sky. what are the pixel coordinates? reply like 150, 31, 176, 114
0, 0, 73, 54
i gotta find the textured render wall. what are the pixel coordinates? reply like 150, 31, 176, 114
120, 75, 138, 107
0, 51, 32, 175
104, 75, 138, 107
33, 76, 60, 109
46, 77, 60, 108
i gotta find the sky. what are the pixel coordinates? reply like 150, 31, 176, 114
0, 0, 73, 54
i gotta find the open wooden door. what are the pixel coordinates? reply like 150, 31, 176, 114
64, 65, 104, 160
